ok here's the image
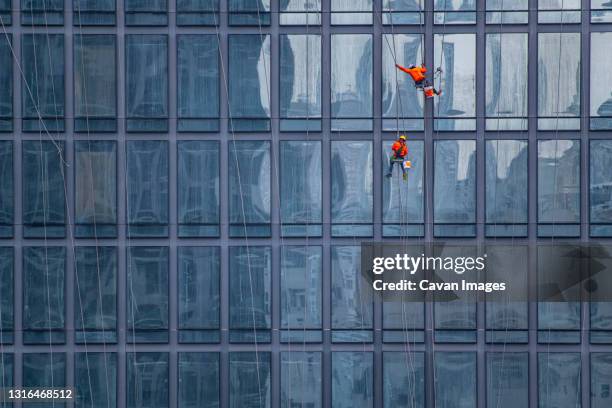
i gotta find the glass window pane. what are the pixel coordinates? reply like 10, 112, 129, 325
73, 0, 116, 25
125, 0, 167, 25
331, 141, 373, 237
229, 352, 271, 408
590, 140, 612, 236
177, 35, 219, 132
434, 352, 476, 408
75, 353, 117, 408
177, 0, 218, 25
537, 140, 580, 237
281, 352, 321, 408
75, 141, 117, 238
228, 141, 271, 237
280, 0, 321, 25
382, 34, 424, 131
487, 353, 528, 408
383, 352, 424, 408
0, 354, 13, 406
434, 34, 476, 130
485, 140, 528, 237
177, 141, 220, 237
228, 35, 271, 131
538, 33, 581, 130
127, 247, 169, 343
434, 0, 476, 24
21, 0, 63, 25
434, 140, 476, 237
538, 353, 581, 408
382, 0, 424, 24
592, 0, 612, 22
178, 353, 219, 408
592, 353, 612, 407
332, 352, 373, 408
229, 0, 270, 25
23, 353, 65, 408
0, 0, 11, 24
280, 246, 322, 343
486, 0, 528, 23
0, 141, 12, 237
486, 34, 528, 131
279, 141, 322, 237
280, 35, 321, 132
332, 0, 371, 24
74, 247, 117, 343
127, 353, 168, 408
229, 246, 272, 343
331, 35, 373, 131
74, 35, 117, 132
0, 35, 12, 131
590, 33, 612, 129
539, 0, 581, 23
126, 140, 168, 237
331, 246, 373, 343
178, 247, 220, 343
0, 248, 12, 344
21, 34, 64, 132
125, 35, 168, 132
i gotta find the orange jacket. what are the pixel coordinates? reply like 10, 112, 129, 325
396, 64, 427, 82
424, 86, 441, 98
391, 141, 408, 158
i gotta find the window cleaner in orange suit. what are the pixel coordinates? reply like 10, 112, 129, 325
395, 63, 427, 89
423, 80, 442, 98
385, 135, 411, 181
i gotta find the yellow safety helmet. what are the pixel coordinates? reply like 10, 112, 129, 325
399, 135, 407, 141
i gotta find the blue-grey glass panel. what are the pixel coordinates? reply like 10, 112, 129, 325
21, 0, 63, 25
177, 141, 219, 237
126, 141, 168, 237
229, 0, 270, 25
382, 140, 424, 236
0, 0, 11, 24
434, 140, 476, 236
382, 34, 424, 131
228, 35, 270, 131
434, 34, 476, 130
21, 34, 64, 132
485, 140, 528, 233
331, 141, 373, 237
590, 140, 612, 235
125, 0, 167, 25
127, 247, 169, 343
178, 247, 220, 343
486, 34, 528, 130
74, 35, 117, 132
281, 246, 322, 335
178, 353, 219, 407
592, 354, 612, 407
23, 353, 65, 408
0, 36, 12, 131
229, 247, 272, 341
0, 142, 12, 236
331, 0, 372, 24
0, 354, 13, 406
177, 35, 219, 132
591, 33, 612, 129
331, 35, 372, 131
487, 353, 528, 408
229, 352, 271, 408
332, 352, 373, 407
592, 0, 612, 22
177, 0, 219, 25
435, 353, 476, 408
486, 0, 528, 23
74, 247, 117, 343
280, 141, 322, 236
73, 0, 116, 25
537, 140, 580, 234
331, 247, 372, 341
23, 247, 65, 344
22, 141, 66, 238
0, 248, 12, 343
75, 353, 117, 408
127, 353, 168, 408
280, 0, 321, 24
383, 352, 424, 407
382, 0, 424, 24
228, 141, 271, 237
74, 141, 117, 238
281, 352, 321, 408
538, 33, 581, 130
280, 35, 321, 131
538, 353, 581, 408
434, 0, 476, 24
125, 35, 168, 132
539, 0, 581, 23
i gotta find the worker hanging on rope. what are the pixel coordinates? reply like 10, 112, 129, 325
385, 135, 411, 181
395, 63, 443, 97
423, 80, 442, 98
